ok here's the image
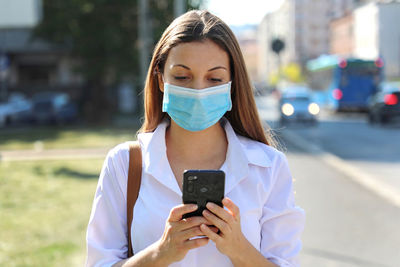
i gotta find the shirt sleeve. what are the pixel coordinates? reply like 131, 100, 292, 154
85, 144, 130, 267
260, 151, 305, 267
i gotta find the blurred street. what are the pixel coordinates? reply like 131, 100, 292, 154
256, 94, 400, 267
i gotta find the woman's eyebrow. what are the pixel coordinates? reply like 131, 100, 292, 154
208, 66, 227, 72
172, 64, 227, 72
172, 64, 190, 70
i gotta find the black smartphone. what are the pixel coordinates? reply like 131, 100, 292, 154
182, 170, 225, 219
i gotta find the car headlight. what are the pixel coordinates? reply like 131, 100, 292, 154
308, 103, 320, 115
282, 103, 294, 116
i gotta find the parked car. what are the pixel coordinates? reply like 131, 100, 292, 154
368, 81, 400, 124
0, 102, 8, 127
279, 87, 320, 126
31, 92, 78, 124
0, 93, 32, 127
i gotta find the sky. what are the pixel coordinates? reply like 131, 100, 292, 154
204, 0, 284, 26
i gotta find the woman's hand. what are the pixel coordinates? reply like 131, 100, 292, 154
199, 197, 248, 260
156, 204, 212, 265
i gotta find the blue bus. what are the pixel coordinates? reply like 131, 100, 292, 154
306, 55, 384, 111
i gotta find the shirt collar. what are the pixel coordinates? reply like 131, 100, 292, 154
138, 118, 272, 196
221, 118, 271, 194
138, 120, 182, 195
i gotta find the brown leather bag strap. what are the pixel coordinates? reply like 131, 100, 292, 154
127, 141, 142, 258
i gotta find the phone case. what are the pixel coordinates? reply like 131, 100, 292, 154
182, 170, 225, 218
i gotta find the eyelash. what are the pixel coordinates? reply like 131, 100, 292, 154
173, 76, 223, 82
174, 76, 187, 80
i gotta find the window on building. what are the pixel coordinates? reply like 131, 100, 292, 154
18, 64, 55, 85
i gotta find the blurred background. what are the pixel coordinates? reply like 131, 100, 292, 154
0, 0, 399, 266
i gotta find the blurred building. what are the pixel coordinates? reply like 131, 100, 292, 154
231, 25, 259, 83
330, 14, 354, 57
257, 0, 359, 84
330, 1, 400, 79
0, 0, 82, 99
353, 1, 400, 79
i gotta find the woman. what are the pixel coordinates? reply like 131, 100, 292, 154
86, 10, 305, 267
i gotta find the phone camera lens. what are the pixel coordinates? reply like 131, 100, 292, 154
188, 176, 197, 181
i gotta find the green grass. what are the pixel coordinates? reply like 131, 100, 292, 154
0, 125, 139, 150
0, 159, 103, 266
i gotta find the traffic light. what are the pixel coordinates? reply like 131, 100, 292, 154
271, 38, 285, 54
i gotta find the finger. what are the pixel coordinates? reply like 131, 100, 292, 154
180, 216, 212, 231
206, 202, 233, 224
171, 216, 212, 234
208, 226, 219, 234
178, 226, 205, 241
184, 236, 209, 250
168, 204, 198, 222
222, 197, 240, 219
200, 224, 221, 243
202, 209, 230, 234
181, 222, 218, 234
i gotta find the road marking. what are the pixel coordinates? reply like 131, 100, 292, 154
282, 130, 400, 209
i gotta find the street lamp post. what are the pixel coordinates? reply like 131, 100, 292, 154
138, 0, 151, 86
271, 38, 285, 82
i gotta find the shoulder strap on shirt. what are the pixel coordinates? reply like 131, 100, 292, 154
127, 141, 142, 258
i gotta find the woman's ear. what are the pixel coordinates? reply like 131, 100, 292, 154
157, 72, 164, 93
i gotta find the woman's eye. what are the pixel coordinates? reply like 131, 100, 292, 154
174, 76, 188, 80
210, 78, 223, 82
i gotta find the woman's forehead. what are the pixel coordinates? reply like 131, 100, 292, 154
165, 40, 230, 71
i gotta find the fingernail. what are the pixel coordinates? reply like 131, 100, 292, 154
191, 204, 198, 210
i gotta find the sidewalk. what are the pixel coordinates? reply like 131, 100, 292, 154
0, 147, 110, 161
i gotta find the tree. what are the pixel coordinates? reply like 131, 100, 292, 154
34, 0, 202, 123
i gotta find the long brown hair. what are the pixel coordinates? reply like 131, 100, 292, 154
139, 10, 276, 147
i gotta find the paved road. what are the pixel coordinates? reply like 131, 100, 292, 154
282, 112, 400, 190
287, 141, 400, 267
257, 94, 400, 199
256, 94, 400, 266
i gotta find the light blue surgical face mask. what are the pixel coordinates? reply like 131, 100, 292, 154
162, 81, 232, 132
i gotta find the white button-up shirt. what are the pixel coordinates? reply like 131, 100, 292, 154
86, 119, 305, 267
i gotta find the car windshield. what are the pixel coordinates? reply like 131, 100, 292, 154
282, 96, 310, 104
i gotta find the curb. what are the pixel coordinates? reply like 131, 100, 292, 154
281, 130, 400, 209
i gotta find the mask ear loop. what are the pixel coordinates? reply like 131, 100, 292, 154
160, 75, 166, 92
156, 71, 170, 121
154, 67, 166, 92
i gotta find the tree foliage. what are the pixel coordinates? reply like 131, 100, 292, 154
34, 0, 202, 123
